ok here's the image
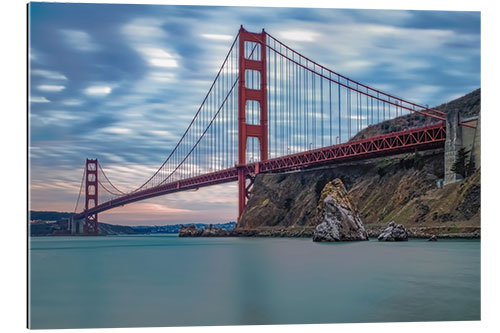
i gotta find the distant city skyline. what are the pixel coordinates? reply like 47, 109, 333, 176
29, 3, 480, 225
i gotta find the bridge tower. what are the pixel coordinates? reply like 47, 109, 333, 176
237, 26, 268, 219
84, 158, 99, 234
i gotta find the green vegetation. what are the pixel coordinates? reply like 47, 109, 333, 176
30, 211, 72, 221
389, 124, 401, 132
398, 150, 424, 171
451, 147, 475, 178
376, 159, 393, 177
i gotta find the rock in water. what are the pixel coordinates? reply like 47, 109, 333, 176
377, 221, 409, 241
179, 225, 202, 237
312, 179, 369, 242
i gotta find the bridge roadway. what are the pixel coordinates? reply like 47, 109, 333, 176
74, 122, 446, 219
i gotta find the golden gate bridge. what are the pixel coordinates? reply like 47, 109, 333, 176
71, 26, 473, 235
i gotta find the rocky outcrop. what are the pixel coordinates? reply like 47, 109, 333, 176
377, 222, 409, 241
178, 225, 200, 237
179, 225, 236, 237
312, 179, 369, 242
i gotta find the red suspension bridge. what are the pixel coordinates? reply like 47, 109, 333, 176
72, 26, 471, 235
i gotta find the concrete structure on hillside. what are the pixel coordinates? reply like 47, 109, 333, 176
69, 216, 85, 234
444, 110, 480, 185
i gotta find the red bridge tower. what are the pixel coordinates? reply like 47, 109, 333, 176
237, 26, 268, 219
85, 158, 99, 234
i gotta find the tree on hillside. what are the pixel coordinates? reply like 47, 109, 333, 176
451, 148, 475, 178
466, 154, 476, 178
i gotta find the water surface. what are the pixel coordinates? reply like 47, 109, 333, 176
29, 235, 480, 328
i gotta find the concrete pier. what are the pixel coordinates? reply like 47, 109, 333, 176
69, 216, 85, 234
444, 110, 480, 185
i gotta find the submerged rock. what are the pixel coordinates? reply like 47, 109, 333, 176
377, 221, 409, 241
312, 179, 369, 242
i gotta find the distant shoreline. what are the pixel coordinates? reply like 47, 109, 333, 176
28, 217, 236, 237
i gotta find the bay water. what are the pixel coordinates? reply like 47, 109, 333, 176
29, 235, 480, 329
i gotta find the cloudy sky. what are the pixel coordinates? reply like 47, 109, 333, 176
28, 3, 480, 225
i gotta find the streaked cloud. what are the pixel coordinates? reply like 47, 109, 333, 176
32, 110, 84, 126
102, 127, 133, 135
201, 33, 233, 41
30, 96, 50, 103
133, 203, 191, 214
31, 69, 67, 80
60, 29, 98, 52
138, 47, 179, 68
38, 84, 65, 92
84, 85, 112, 96
147, 71, 176, 82
279, 29, 321, 42
61, 99, 84, 106
121, 18, 167, 42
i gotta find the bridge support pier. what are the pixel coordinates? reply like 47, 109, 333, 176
69, 216, 85, 235
444, 110, 480, 185
237, 165, 258, 221
444, 110, 462, 185
237, 167, 248, 219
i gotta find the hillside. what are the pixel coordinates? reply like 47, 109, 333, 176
29, 211, 72, 222
350, 88, 480, 141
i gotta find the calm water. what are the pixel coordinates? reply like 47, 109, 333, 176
29, 235, 480, 329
